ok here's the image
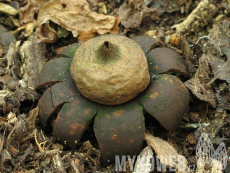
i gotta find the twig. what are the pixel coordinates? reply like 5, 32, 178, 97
19, 144, 33, 163
67, 155, 81, 173
0, 129, 6, 155
34, 129, 44, 153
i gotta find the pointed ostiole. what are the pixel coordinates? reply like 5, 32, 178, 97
94, 102, 145, 163
35, 58, 72, 89
138, 75, 189, 131
53, 98, 98, 147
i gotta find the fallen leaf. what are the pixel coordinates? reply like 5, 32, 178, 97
14, 118, 28, 141
119, 0, 157, 31
5, 87, 40, 114
26, 107, 39, 132
215, 81, 230, 111
185, 19, 230, 110
0, 149, 11, 169
12, 20, 37, 37
133, 146, 153, 173
18, 0, 46, 24
0, 75, 19, 90
184, 53, 216, 108
209, 19, 230, 84
7, 112, 17, 124
81, 140, 100, 156
144, 133, 188, 172
151, 0, 183, 16
36, 0, 118, 43
10, 145, 19, 157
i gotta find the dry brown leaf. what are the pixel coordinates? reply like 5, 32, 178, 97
209, 19, 230, 84
0, 149, 11, 169
144, 133, 188, 172
151, 0, 182, 16
18, 0, 45, 24
36, 0, 118, 43
184, 53, 216, 108
118, 0, 157, 31
26, 107, 39, 132
12, 20, 37, 37
0, 75, 19, 91
81, 140, 100, 156
77, 29, 99, 44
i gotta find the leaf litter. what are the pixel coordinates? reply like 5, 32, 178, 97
36, 0, 119, 43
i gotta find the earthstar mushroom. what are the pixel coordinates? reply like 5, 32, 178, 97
36, 34, 189, 162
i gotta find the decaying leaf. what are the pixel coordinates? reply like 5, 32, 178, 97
14, 117, 28, 141
215, 81, 230, 111
80, 140, 100, 156
0, 74, 19, 90
36, 0, 118, 43
144, 133, 188, 172
133, 146, 153, 173
5, 87, 40, 114
7, 112, 17, 124
0, 149, 11, 169
184, 53, 216, 108
12, 20, 37, 37
118, 0, 157, 31
208, 19, 230, 84
150, 0, 182, 16
18, 0, 46, 24
19, 35, 46, 89
5, 42, 18, 69
179, 34, 196, 75
185, 19, 230, 110
26, 106, 39, 132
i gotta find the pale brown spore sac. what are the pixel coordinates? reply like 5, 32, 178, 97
70, 35, 150, 105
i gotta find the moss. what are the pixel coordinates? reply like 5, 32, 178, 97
66, 44, 81, 57
56, 58, 72, 81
